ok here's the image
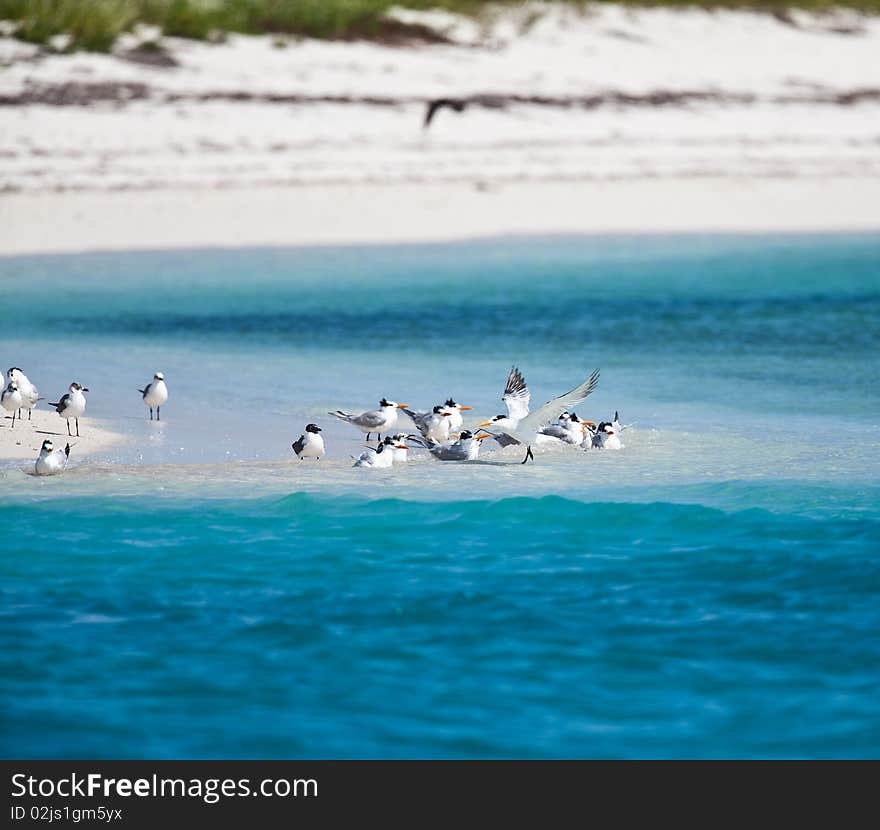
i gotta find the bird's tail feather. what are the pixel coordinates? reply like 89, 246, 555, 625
330, 410, 351, 422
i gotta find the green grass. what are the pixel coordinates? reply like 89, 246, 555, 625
1, 0, 877, 53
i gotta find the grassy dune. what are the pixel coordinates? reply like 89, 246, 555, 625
1, 0, 877, 52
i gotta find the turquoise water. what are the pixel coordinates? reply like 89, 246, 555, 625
1, 234, 879, 757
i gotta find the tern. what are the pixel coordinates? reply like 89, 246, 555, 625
389, 433, 411, 463
1, 381, 22, 427
478, 366, 531, 448
401, 404, 453, 443
592, 422, 623, 450
481, 368, 601, 463
49, 382, 88, 437
292, 423, 325, 460
535, 411, 594, 446
407, 429, 491, 461
535, 412, 595, 446
331, 398, 409, 442
7, 368, 39, 419
353, 436, 408, 468
139, 371, 168, 420
442, 399, 473, 432
35, 439, 71, 476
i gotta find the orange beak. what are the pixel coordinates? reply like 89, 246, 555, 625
459, 406, 473, 411
396, 403, 409, 409
476, 433, 492, 441
478, 421, 493, 427
584, 421, 595, 426
397, 444, 409, 450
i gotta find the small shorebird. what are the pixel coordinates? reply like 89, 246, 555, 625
331, 398, 409, 442
139, 371, 168, 420
292, 423, 325, 460
35, 439, 71, 476
7, 368, 39, 420
401, 404, 453, 443
408, 429, 491, 461
353, 436, 408, 468
49, 382, 88, 437
1, 381, 22, 427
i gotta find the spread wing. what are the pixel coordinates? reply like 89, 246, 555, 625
519, 369, 600, 435
502, 366, 530, 421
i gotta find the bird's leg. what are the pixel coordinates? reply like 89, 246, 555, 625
28, 408, 32, 420
521, 445, 534, 464
366, 432, 371, 442
150, 407, 153, 421
76, 418, 80, 437
11, 410, 15, 429
67, 419, 72, 436
157, 407, 160, 421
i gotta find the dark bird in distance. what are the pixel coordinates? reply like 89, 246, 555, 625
424, 97, 467, 129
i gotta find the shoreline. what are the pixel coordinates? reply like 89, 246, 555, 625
0, 409, 123, 461
2, 178, 879, 257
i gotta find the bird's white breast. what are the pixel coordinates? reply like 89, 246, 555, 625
144, 380, 168, 407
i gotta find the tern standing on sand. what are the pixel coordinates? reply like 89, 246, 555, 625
331, 398, 409, 442
139, 372, 168, 420
1, 381, 22, 427
292, 424, 325, 460
49, 382, 88, 437
7, 368, 39, 420
35, 439, 71, 476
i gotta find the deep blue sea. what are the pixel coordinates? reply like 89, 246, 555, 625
1, 234, 879, 758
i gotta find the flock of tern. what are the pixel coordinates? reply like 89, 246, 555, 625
291, 366, 624, 467
1, 367, 166, 476
3, 362, 625, 476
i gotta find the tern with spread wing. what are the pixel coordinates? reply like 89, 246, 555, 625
478, 366, 531, 448
482, 368, 600, 463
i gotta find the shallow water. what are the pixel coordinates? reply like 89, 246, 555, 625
1, 233, 879, 757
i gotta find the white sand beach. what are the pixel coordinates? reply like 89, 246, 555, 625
1, 4, 879, 254
0, 409, 122, 461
